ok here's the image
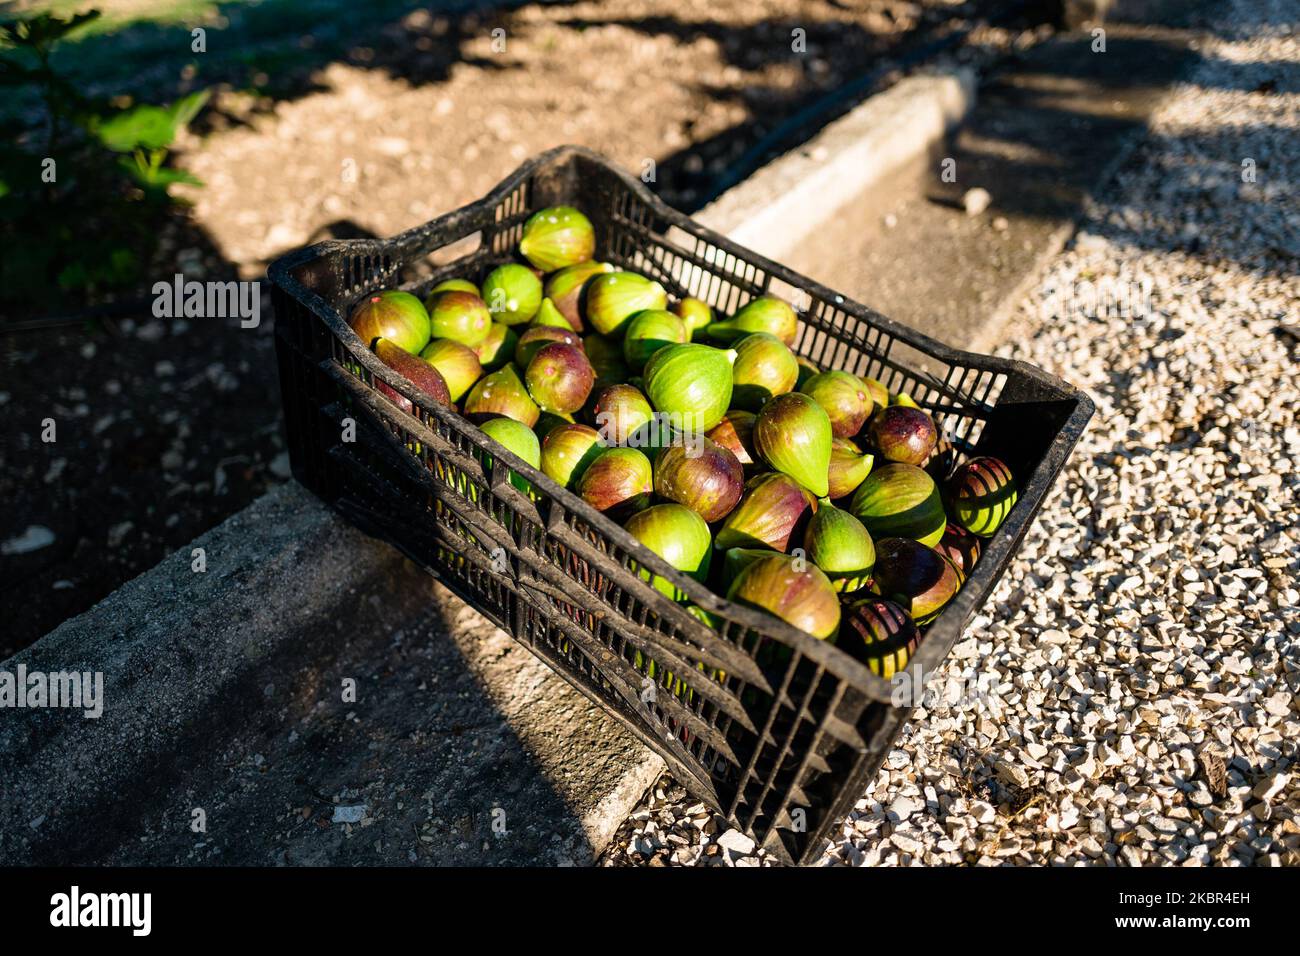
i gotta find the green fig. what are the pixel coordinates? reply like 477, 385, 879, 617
727, 554, 840, 641
515, 325, 582, 368
715, 472, 817, 553
803, 500, 875, 593
577, 447, 653, 516
481, 263, 543, 326
622, 309, 688, 373
585, 272, 668, 336
935, 523, 981, 579
373, 337, 450, 410
480, 416, 541, 497
428, 290, 491, 347
518, 205, 596, 272
418, 338, 482, 403
673, 297, 713, 337
474, 321, 518, 371
866, 405, 938, 466
891, 391, 920, 408
591, 384, 653, 447
349, 290, 431, 354
703, 295, 798, 346
828, 437, 874, 500
706, 410, 758, 471
849, 463, 946, 547
525, 342, 594, 415
583, 333, 630, 390
463, 363, 539, 428
545, 261, 613, 330
730, 332, 799, 411
871, 538, 960, 625
430, 277, 480, 297
945, 456, 1017, 537
653, 436, 744, 523
843, 597, 920, 679
625, 503, 713, 602
531, 296, 574, 330
859, 375, 889, 411
752, 392, 832, 498
803, 370, 873, 439
644, 343, 736, 432
795, 356, 822, 389
540, 423, 605, 489
720, 547, 778, 590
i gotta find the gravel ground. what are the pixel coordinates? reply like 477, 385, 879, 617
606, 0, 1299, 867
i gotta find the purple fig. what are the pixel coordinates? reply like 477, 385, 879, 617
541, 423, 605, 489
653, 436, 744, 523
545, 261, 613, 330
525, 342, 594, 415
625, 504, 713, 602
935, 523, 981, 579
418, 338, 482, 402
474, 321, 518, 371
727, 554, 840, 641
730, 332, 798, 411
871, 537, 961, 625
585, 272, 668, 336
591, 383, 653, 447
802, 500, 875, 593
843, 597, 920, 679
463, 363, 539, 428
577, 447, 653, 516
753, 392, 832, 498
349, 290, 431, 354
515, 324, 582, 368
849, 463, 946, 547
518, 205, 596, 272
803, 370, 873, 439
828, 437, 874, 500
945, 456, 1017, 537
373, 337, 450, 410
866, 405, 938, 466
703, 295, 798, 346
715, 472, 817, 553
622, 309, 688, 373
706, 410, 758, 470
673, 297, 713, 337
427, 290, 491, 348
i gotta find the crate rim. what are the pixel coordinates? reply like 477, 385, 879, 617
268, 144, 1096, 710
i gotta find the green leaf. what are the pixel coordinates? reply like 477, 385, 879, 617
167, 89, 210, 130
94, 104, 177, 152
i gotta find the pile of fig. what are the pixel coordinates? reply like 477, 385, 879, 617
348, 205, 1019, 681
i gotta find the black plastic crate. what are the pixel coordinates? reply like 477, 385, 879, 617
268, 146, 1093, 865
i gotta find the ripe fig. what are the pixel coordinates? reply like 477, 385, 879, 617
591, 383, 653, 447
843, 597, 920, 679
715, 472, 817, 553
653, 436, 744, 523
623, 309, 688, 373
673, 297, 713, 337
518, 205, 596, 272
727, 554, 840, 641
429, 277, 479, 297
373, 337, 450, 410
418, 338, 482, 403
803, 500, 875, 593
752, 392, 832, 498
474, 322, 518, 372
849, 463, 946, 547
541, 423, 605, 489
866, 405, 938, 466
706, 410, 758, 471
481, 263, 543, 326
643, 343, 736, 432
585, 272, 668, 336
515, 325, 581, 368
463, 363, 539, 428
859, 375, 889, 411
480, 416, 541, 496
577, 447, 653, 516
945, 456, 1017, 537
803, 370, 873, 439
525, 342, 595, 415
427, 290, 491, 347
730, 332, 798, 411
828, 437, 874, 500
545, 261, 614, 331
703, 295, 797, 346
349, 290, 431, 354
935, 523, 981, 579
626, 504, 713, 602
871, 537, 961, 625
